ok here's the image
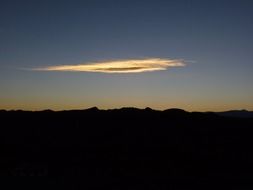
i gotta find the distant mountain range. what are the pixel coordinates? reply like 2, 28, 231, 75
1, 107, 253, 118
215, 109, 253, 118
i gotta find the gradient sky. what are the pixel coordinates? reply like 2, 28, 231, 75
0, 0, 253, 111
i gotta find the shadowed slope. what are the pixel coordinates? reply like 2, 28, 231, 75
0, 108, 253, 189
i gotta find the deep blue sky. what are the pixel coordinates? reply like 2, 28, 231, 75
0, 0, 253, 111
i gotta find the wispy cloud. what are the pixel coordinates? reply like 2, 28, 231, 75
33, 58, 185, 73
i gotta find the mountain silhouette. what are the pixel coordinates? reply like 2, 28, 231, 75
216, 109, 253, 118
0, 107, 253, 189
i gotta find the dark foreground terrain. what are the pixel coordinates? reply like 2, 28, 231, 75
1, 107, 253, 189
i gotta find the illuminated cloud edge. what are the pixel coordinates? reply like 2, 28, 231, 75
33, 58, 186, 73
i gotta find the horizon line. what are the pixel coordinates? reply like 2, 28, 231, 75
0, 106, 252, 113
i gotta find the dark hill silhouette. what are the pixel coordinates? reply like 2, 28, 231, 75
216, 109, 253, 118
0, 108, 253, 189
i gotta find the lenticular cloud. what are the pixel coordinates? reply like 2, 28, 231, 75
33, 58, 185, 73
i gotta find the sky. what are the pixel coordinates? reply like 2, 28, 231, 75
0, 0, 253, 111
